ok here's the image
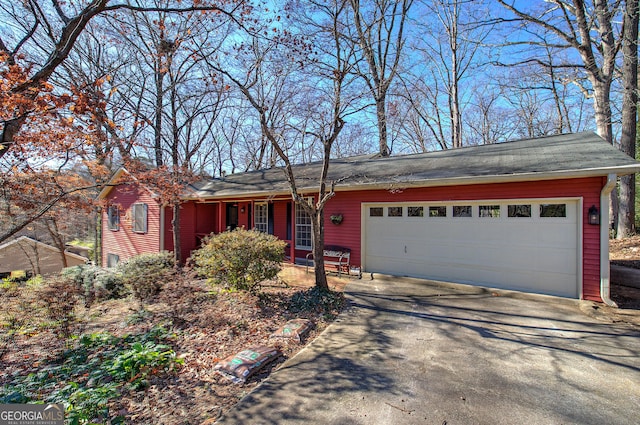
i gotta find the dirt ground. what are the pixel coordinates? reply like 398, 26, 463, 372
0, 265, 352, 425
609, 235, 640, 309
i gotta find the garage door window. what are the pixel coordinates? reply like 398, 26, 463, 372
479, 205, 500, 218
408, 206, 424, 217
370, 207, 383, 217
388, 206, 403, 217
508, 204, 531, 217
540, 204, 566, 217
429, 206, 446, 217
453, 206, 472, 217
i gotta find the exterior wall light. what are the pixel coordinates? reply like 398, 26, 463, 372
588, 205, 600, 225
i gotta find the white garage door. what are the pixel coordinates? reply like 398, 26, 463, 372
363, 200, 580, 298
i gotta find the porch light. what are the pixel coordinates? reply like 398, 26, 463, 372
588, 205, 600, 225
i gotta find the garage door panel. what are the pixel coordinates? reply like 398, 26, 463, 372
364, 200, 579, 298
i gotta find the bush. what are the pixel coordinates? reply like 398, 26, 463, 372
38, 277, 82, 340
117, 252, 176, 302
192, 228, 286, 292
288, 287, 345, 319
61, 265, 124, 306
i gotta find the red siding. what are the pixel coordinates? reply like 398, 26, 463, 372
164, 202, 219, 261
102, 182, 161, 265
322, 177, 605, 301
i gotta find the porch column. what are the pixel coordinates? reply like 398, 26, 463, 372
290, 201, 295, 264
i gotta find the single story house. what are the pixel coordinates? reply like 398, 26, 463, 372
98, 132, 640, 304
0, 236, 88, 277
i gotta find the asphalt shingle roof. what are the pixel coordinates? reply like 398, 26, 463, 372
186, 132, 640, 199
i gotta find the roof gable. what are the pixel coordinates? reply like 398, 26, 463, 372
97, 168, 158, 200
186, 132, 640, 200
0, 236, 88, 263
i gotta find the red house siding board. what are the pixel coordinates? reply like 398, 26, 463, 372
101, 183, 161, 265
273, 202, 289, 241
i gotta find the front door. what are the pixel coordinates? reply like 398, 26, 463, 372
226, 204, 238, 231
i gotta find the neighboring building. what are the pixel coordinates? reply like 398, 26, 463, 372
98, 132, 640, 303
0, 236, 88, 277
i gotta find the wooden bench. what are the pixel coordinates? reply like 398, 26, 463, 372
306, 246, 351, 277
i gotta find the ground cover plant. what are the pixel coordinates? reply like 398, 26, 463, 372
0, 257, 346, 424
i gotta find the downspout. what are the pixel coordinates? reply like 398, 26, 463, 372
600, 173, 617, 307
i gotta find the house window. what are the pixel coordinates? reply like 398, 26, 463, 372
508, 204, 531, 217
388, 206, 403, 217
254, 203, 268, 233
295, 201, 313, 250
369, 207, 383, 217
107, 253, 120, 268
540, 203, 566, 217
479, 205, 500, 218
408, 206, 424, 217
132, 203, 148, 233
453, 206, 472, 217
107, 205, 120, 231
429, 206, 446, 217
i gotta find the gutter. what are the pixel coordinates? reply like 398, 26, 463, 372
599, 173, 617, 307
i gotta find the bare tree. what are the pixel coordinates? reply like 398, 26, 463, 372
205, 0, 358, 291
495, 0, 636, 234
399, 0, 492, 150
618, 0, 639, 237
347, 0, 412, 156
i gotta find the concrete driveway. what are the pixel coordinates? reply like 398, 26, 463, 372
217, 277, 640, 425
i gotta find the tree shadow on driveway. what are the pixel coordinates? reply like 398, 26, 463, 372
218, 279, 640, 425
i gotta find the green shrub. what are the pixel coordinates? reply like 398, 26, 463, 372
192, 228, 286, 292
0, 326, 180, 424
61, 265, 124, 305
117, 252, 176, 302
288, 287, 345, 319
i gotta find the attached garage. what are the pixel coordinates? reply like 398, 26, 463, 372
363, 199, 580, 298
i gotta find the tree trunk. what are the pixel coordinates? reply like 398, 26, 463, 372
94, 206, 102, 265
311, 209, 329, 291
155, 71, 165, 167
376, 97, 390, 156
617, 0, 639, 239
172, 204, 182, 264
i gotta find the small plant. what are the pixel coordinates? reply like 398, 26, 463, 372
192, 228, 286, 292
61, 265, 124, 306
117, 252, 176, 303
0, 326, 181, 423
38, 277, 82, 341
289, 287, 345, 318
330, 214, 343, 225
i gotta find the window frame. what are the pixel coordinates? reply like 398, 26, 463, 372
107, 205, 120, 231
254, 202, 269, 233
295, 198, 313, 250
107, 253, 120, 268
132, 203, 148, 234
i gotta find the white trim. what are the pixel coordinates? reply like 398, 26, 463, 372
600, 174, 617, 307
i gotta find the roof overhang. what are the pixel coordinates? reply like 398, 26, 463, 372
181, 164, 640, 201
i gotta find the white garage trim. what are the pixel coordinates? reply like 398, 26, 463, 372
361, 198, 583, 298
